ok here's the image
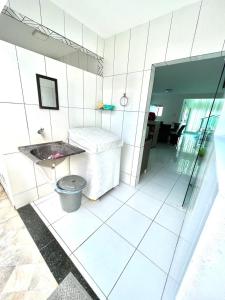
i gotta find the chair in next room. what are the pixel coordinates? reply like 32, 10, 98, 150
169, 124, 186, 145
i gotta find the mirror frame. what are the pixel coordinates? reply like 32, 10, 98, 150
36, 74, 59, 110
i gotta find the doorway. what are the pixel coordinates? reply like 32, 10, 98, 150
137, 54, 225, 297
140, 55, 225, 197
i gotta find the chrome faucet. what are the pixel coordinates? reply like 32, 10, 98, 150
37, 128, 44, 134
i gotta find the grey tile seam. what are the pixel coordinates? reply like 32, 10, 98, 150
143, 21, 151, 71
0, 101, 146, 113
130, 35, 150, 177
13, 186, 38, 196
69, 191, 141, 255
109, 35, 117, 133
42, 188, 140, 257
107, 197, 168, 296
120, 29, 132, 143
155, 172, 190, 298
82, 71, 84, 127
130, 76, 145, 176
65, 65, 70, 145
0, 102, 111, 110
164, 12, 174, 62
160, 194, 191, 299
38, 0, 43, 25
63, 9, 66, 38
14, 46, 31, 145
104, 68, 153, 77
190, 0, 203, 57
43, 56, 54, 143
107, 171, 184, 297
109, 35, 116, 130
48, 224, 72, 253
32, 201, 51, 227
70, 253, 107, 298
34, 173, 185, 298
94, 67, 98, 127
84, 190, 183, 238
0, 101, 25, 105
15, 45, 40, 198
81, 24, 85, 127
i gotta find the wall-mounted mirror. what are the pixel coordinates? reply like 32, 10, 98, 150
36, 74, 59, 110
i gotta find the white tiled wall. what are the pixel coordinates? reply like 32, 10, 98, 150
25, 104, 52, 144
166, 2, 201, 62
3, 0, 225, 198
2, 0, 104, 208
0, 103, 29, 153
114, 31, 130, 75
125, 72, 143, 111
8, 0, 103, 59
111, 74, 126, 110
17, 47, 46, 105
83, 26, 98, 53
145, 13, 172, 69
0, 41, 23, 103
103, 76, 113, 104
45, 58, 68, 107
122, 112, 138, 145
67, 65, 84, 108
0, 40, 103, 208
102, 0, 225, 186
97, 36, 104, 57
4, 153, 37, 194
50, 108, 69, 141
69, 108, 84, 127
128, 23, 149, 73
103, 36, 115, 76
191, 0, 225, 56
40, 0, 65, 36
110, 111, 124, 138
9, 0, 42, 23
64, 13, 82, 45
83, 71, 97, 109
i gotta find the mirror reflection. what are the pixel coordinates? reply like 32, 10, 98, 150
36, 74, 59, 110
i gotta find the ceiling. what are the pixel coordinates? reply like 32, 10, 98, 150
153, 56, 225, 96
51, 0, 199, 38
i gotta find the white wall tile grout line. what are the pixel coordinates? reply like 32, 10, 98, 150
164, 12, 174, 62
130, 20, 150, 179
38, 0, 43, 25
189, 0, 203, 58
14, 44, 41, 199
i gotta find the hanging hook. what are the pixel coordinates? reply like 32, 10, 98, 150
120, 93, 128, 106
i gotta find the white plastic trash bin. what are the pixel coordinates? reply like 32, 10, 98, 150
69, 127, 123, 200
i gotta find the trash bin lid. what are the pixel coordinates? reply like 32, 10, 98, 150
57, 175, 86, 192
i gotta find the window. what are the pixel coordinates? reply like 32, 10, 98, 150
150, 105, 164, 117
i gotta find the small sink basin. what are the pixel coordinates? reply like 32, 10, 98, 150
19, 141, 85, 168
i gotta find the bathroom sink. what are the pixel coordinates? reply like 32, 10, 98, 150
19, 141, 85, 168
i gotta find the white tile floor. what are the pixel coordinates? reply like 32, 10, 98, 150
31, 143, 196, 299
